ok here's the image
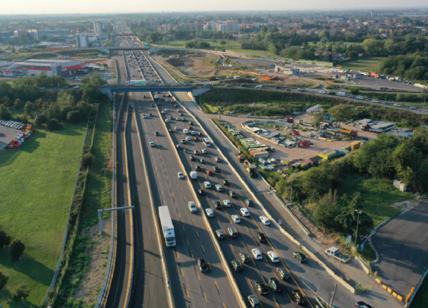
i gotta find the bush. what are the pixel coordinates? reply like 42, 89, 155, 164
0, 271, 8, 291
0, 230, 11, 249
47, 118, 62, 130
10, 239, 25, 262
82, 153, 93, 168
13, 284, 30, 301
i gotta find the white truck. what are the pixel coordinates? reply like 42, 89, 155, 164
158, 205, 176, 247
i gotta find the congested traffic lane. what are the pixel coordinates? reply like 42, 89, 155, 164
134, 98, 240, 308
158, 99, 305, 308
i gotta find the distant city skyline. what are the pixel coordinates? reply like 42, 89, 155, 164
1, 0, 428, 15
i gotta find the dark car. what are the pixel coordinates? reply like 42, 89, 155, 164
245, 199, 253, 207
154, 131, 160, 136
239, 252, 250, 264
215, 229, 225, 240
293, 252, 307, 264
198, 258, 211, 273
291, 289, 306, 305
227, 226, 238, 238
257, 232, 267, 244
214, 200, 222, 210
190, 155, 196, 161
228, 190, 237, 198
223, 179, 230, 186
255, 281, 269, 296
195, 165, 202, 171
198, 189, 205, 196
355, 301, 373, 308
275, 267, 290, 281
199, 158, 206, 164
231, 259, 243, 272
268, 277, 282, 293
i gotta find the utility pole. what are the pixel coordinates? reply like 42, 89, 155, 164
354, 209, 363, 248
329, 283, 337, 308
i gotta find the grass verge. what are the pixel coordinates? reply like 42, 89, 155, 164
341, 57, 386, 73
55, 101, 112, 306
0, 125, 86, 307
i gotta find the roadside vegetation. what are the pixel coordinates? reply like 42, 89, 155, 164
412, 277, 428, 308
0, 124, 86, 307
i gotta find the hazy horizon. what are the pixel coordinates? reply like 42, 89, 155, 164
1, 0, 428, 15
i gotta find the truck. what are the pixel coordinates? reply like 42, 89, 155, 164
244, 160, 257, 178
324, 246, 351, 263
158, 206, 176, 247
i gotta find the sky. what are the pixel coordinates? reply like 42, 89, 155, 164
1, 0, 427, 15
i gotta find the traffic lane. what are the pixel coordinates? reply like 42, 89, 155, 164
128, 109, 169, 308
160, 103, 299, 308
138, 103, 240, 308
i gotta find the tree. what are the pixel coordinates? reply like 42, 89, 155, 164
313, 191, 340, 231
0, 230, 11, 249
13, 284, 30, 301
0, 271, 8, 291
82, 153, 93, 168
47, 118, 62, 130
0, 105, 11, 120
10, 239, 25, 262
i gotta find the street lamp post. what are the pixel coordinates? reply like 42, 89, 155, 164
354, 209, 363, 249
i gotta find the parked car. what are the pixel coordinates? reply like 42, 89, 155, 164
293, 251, 307, 264
203, 181, 212, 189
275, 267, 290, 281
198, 258, 211, 273
205, 207, 214, 218
239, 252, 250, 264
188, 201, 197, 213
267, 250, 280, 263
325, 246, 351, 263
223, 179, 230, 186
245, 199, 253, 207
240, 207, 250, 217
177, 172, 185, 179
291, 289, 306, 305
215, 229, 225, 240
247, 294, 260, 308
231, 215, 241, 224
214, 200, 222, 210
255, 281, 269, 296
215, 184, 223, 192
259, 215, 270, 225
355, 301, 373, 308
198, 189, 205, 196
231, 259, 243, 272
257, 232, 267, 244
268, 277, 282, 293
223, 199, 232, 207
227, 226, 238, 238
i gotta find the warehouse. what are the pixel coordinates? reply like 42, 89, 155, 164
14, 59, 85, 77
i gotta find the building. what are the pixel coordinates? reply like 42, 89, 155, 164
14, 59, 85, 77
93, 22, 103, 35
76, 33, 89, 48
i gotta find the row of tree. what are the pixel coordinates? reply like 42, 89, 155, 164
0, 74, 107, 130
379, 53, 428, 80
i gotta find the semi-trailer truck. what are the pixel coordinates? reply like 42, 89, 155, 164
158, 205, 176, 247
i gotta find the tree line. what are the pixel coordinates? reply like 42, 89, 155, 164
0, 74, 107, 130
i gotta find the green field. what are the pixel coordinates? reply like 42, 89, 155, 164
341, 176, 412, 226
0, 125, 86, 307
162, 39, 281, 59
342, 57, 386, 73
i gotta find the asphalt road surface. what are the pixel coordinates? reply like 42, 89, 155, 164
372, 201, 428, 296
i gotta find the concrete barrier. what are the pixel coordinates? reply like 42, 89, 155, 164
133, 108, 175, 308
155, 103, 247, 308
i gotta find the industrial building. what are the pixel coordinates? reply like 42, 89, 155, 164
13, 59, 85, 77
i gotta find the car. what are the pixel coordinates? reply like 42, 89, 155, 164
215, 229, 225, 240
188, 201, 197, 213
154, 131, 159, 136
268, 277, 282, 293
213, 166, 219, 173
222, 199, 232, 207
291, 289, 306, 305
195, 165, 202, 171
259, 215, 270, 225
198, 189, 206, 196
223, 179, 230, 186
214, 200, 222, 210
199, 158, 206, 164
267, 250, 280, 263
177, 172, 185, 179
201, 148, 208, 154
293, 251, 307, 264
215, 184, 223, 192
239, 252, 250, 264
257, 232, 267, 244
149, 141, 156, 147
205, 207, 214, 217
180, 139, 187, 144
227, 226, 239, 238
355, 301, 373, 308
228, 190, 237, 198
255, 281, 269, 296
203, 181, 212, 189
247, 294, 260, 308
325, 246, 351, 263
245, 199, 253, 207
231, 259, 243, 272
215, 157, 221, 163
251, 248, 263, 260
240, 207, 250, 217
275, 267, 290, 281
190, 155, 196, 161
198, 258, 211, 273
231, 215, 241, 224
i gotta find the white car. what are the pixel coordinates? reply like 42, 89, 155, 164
201, 148, 208, 154
222, 199, 232, 207
231, 215, 241, 224
188, 201, 197, 213
205, 207, 214, 218
240, 208, 250, 217
203, 181, 212, 189
267, 250, 280, 263
215, 184, 223, 192
149, 141, 156, 148
259, 215, 270, 225
177, 172, 185, 179
251, 248, 263, 260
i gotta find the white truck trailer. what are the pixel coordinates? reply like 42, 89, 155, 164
158, 205, 176, 247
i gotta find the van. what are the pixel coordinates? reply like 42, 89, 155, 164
189, 171, 198, 180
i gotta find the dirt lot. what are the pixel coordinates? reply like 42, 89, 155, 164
0, 125, 20, 149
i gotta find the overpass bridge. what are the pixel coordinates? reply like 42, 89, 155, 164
100, 84, 194, 97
